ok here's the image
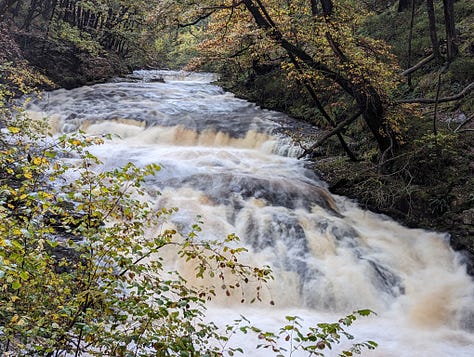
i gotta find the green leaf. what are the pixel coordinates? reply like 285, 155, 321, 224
356, 309, 374, 317
12, 280, 21, 289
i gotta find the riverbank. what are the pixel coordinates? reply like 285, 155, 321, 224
0, 22, 129, 94
217, 69, 474, 275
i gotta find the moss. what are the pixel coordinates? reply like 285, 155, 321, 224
448, 57, 474, 83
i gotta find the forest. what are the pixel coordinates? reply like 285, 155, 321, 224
0, 0, 473, 356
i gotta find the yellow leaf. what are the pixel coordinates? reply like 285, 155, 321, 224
7, 127, 20, 134
32, 157, 42, 165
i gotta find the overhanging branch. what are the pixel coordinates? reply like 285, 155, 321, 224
298, 110, 362, 159
177, 12, 214, 28
397, 82, 473, 104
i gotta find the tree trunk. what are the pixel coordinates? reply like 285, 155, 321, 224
41, 0, 57, 53
442, 0, 457, 62
22, 0, 39, 30
319, 0, 333, 15
407, 0, 416, 87
317, 0, 394, 155
398, 0, 411, 12
310, 0, 319, 15
426, 0, 441, 61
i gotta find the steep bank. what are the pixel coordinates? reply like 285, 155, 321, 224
16, 31, 129, 89
0, 23, 129, 92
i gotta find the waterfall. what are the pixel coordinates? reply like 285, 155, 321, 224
27, 70, 474, 356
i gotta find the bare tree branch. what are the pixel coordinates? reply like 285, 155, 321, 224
177, 12, 214, 28
400, 53, 435, 76
397, 82, 474, 104
454, 113, 474, 133
298, 110, 362, 159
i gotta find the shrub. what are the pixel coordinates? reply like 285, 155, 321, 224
0, 95, 376, 356
0, 103, 275, 355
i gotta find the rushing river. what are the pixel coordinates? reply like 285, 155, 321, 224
28, 70, 474, 356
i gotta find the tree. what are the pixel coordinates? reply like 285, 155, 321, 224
442, 0, 457, 62
426, 0, 441, 61
165, 0, 402, 163
0, 0, 162, 64
398, 0, 411, 12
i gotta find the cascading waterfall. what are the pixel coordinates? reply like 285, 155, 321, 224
27, 70, 474, 356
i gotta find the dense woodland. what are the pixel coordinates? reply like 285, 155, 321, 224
0, 0, 473, 355
0, 0, 164, 88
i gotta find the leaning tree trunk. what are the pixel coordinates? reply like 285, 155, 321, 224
317, 0, 394, 155
407, 0, 416, 87
241, 0, 396, 157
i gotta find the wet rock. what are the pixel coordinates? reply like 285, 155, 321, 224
149, 77, 165, 83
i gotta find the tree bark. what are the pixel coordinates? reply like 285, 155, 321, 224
398, 0, 411, 12
310, 0, 319, 15
442, 0, 457, 62
319, 0, 333, 15
401, 53, 435, 76
426, 0, 441, 61
406, 0, 416, 87
298, 110, 362, 159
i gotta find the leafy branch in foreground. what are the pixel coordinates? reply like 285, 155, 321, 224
0, 104, 272, 356
0, 97, 377, 356
229, 310, 377, 357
